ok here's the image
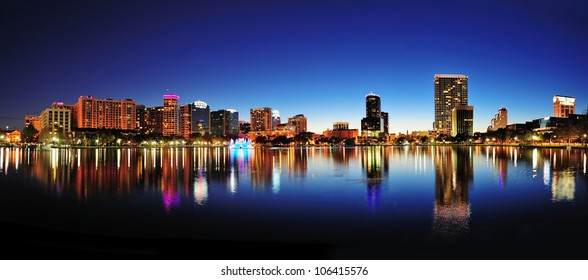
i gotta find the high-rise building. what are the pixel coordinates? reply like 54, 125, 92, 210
192, 100, 210, 135
287, 114, 307, 134
488, 107, 507, 131
434, 74, 468, 136
381, 112, 389, 135
179, 104, 192, 139
272, 110, 281, 130
361, 93, 384, 137
211, 109, 239, 137
40, 107, 71, 137
163, 94, 180, 136
553, 95, 575, 118
250, 107, 273, 134
136, 105, 147, 133
74, 96, 136, 130
145, 106, 164, 134
451, 105, 474, 137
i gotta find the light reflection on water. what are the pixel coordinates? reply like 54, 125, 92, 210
0, 146, 587, 243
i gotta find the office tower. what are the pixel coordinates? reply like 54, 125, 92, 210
74, 96, 136, 130
272, 110, 281, 130
211, 109, 239, 137
180, 104, 192, 139
40, 106, 71, 136
381, 112, 389, 135
451, 105, 474, 137
287, 114, 307, 134
136, 105, 147, 133
553, 95, 575, 118
361, 92, 384, 137
434, 74, 468, 136
192, 100, 210, 135
163, 94, 180, 136
488, 107, 507, 131
145, 106, 164, 134
250, 107, 273, 133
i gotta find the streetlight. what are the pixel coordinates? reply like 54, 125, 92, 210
117, 139, 122, 146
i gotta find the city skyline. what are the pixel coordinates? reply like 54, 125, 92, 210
2, 0, 588, 133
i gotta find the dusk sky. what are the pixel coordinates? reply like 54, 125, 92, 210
1, 0, 587, 133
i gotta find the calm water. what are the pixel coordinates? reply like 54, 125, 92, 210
1, 146, 587, 259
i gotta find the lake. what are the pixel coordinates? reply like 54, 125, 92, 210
1, 146, 587, 259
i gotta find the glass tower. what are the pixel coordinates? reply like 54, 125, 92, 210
434, 74, 468, 136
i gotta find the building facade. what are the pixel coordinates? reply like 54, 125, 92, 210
163, 94, 180, 137
272, 110, 281, 130
191, 100, 210, 135
434, 74, 468, 136
553, 95, 575, 118
74, 96, 136, 130
250, 107, 273, 134
488, 107, 508, 131
24, 115, 42, 131
40, 107, 71, 137
451, 105, 474, 137
287, 114, 307, 134
145, 106, 164, 134
211, 109, 239, 137
361, 93, 384, 137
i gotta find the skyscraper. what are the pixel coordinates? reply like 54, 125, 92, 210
211, 109, 239, 137
434, 74, 468, 136
287, 114, 307, 134
192, 100, 210, 135
451, 105, 474, 137
553, 95, 575, 118
361, 93, 384, 137
163, 94, 180, 137
250, 107, 273, 134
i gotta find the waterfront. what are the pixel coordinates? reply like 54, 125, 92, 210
0, 146, 587, 259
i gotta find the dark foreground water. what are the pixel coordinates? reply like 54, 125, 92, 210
1, 146, 587, 259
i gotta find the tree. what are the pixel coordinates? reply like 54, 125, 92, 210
22, 124, 39, 143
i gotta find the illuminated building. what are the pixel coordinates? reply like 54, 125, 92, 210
434, 74, 468, 136
488, 107, 507, 131
179, 104, 192, 139
24, 115, 41, 131
74, 96, 136, 130
145, 106, 164, 134
324, 121, 358, 139
211, 109, 239, 137
163, 94, 180, 136
40, 106, 71, 136
333, 122, 349, 131
272, 110, 281, 130
191, 100, 210, 135
451, 105, 474, 137
361, 92, 384, 137
0, 130, 21, 143
274, 123, 296, 138
250, 107, 273, 135
553, 95, 575, 118
381, 112, 389, 135
135, 105, 147, 133
287, 114, 307, 134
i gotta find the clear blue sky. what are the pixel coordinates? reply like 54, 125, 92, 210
1, 0, 587, 133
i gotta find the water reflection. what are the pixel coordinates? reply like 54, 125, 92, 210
432, 146, 472, 239
0, 145, 586, 218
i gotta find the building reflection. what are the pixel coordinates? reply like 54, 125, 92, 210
361, 146, 389, 212
550, 149, 576, 203
432, 146, 472, 239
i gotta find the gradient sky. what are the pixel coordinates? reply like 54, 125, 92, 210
1, 0, 587, 133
